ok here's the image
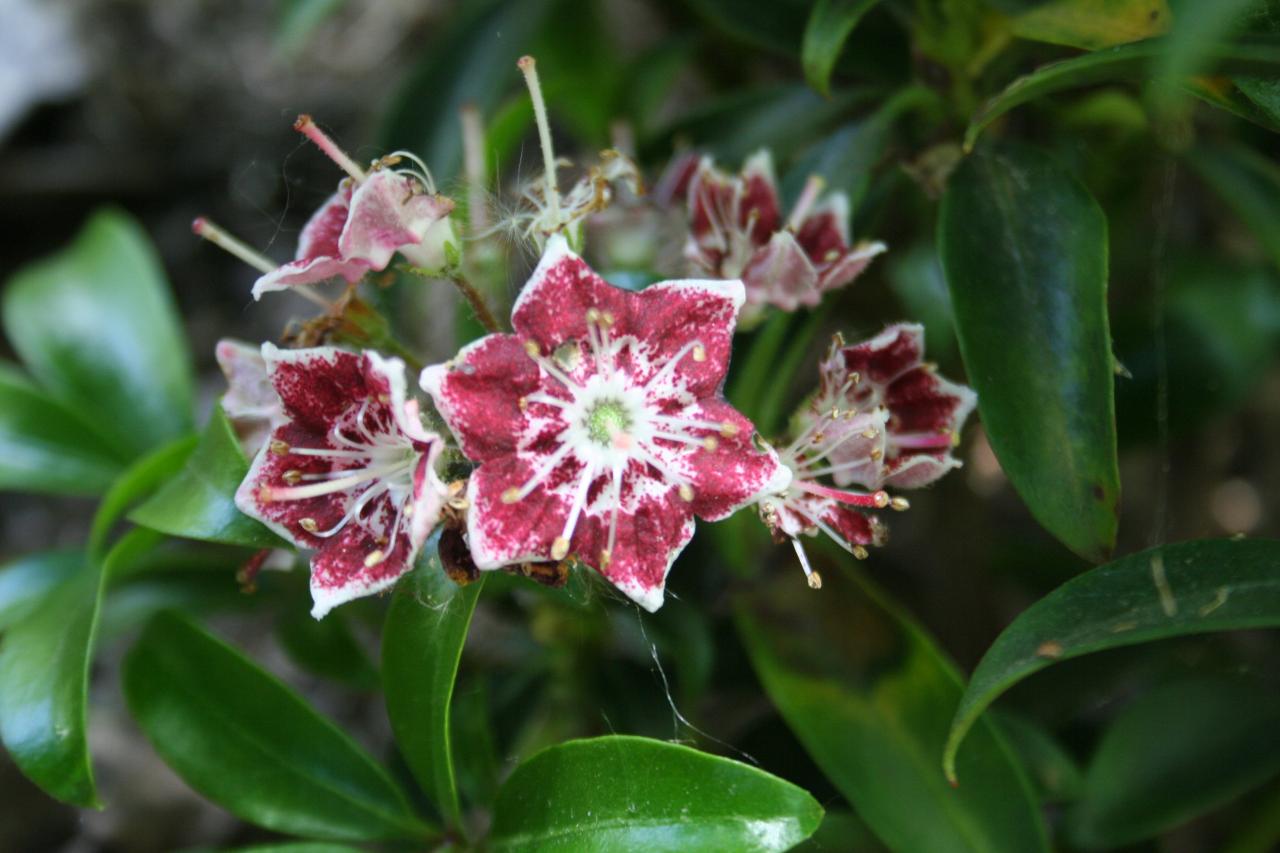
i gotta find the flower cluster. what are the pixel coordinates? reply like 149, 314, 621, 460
198, 57, 975, 618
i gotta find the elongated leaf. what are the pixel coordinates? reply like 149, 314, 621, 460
1186, 141, 1280, 272
1070, 676, 1280, 848
802, 0, 883, 96
0, 551, 82, 635
964, 36, 1280, 149
489, 735, 823, 851
124, 611, 430, 842
382, 554, 484, 829
1156, 0, 1261, 83
2, 209, 193, 458
232, 844, 362, 853
0, 364, 126, 496
939, 144, 1118, 562
1010, 0, 1171, 50
944, 538, 1280, 783
684, 0, 810, 57
379, 0, 554, 182
90, 435, 197, 559
992, 711, 1084, 803
130, 406, 282, 549
0, 529, 157, 807
737, 566, 1048, 853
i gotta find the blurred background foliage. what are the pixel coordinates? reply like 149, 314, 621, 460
2, 0, 1280, 850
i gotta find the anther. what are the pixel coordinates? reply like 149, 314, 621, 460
702, 436, 719, 452
283, 469, 303, 485
551, 536, 570, 560
299, 517, 319, 533
448, 480, 466, 496
502, 487, 521, 504
678, 484, 694, 501
449, 497, 470, 511
891, 496, 910, 511
692, 344, 707, 362
364, 549, 386, 567
600, 312, 615, 327
720, 422, 739, 437
518, 396, 528, 410
807, 570, 823, 590
585, 308, 600, 323
853, 545, 869, 560
862, 428, 878, 439
599, 549, 612, 568
270, 439, 290, 455
524, 339, 540, 357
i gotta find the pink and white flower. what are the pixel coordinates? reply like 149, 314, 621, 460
758, 324, 975, 586
809, 323, 977, 490
683, 150, 886, 313
421, 235, 788, 611
252, 115, 455, 300
215, 338, 283, 454
235, 344, 447, 618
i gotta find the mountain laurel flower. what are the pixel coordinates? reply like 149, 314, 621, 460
809, 323, 977, 490
216, 339, 284, 454
251, 115, 456, 300
421, 234, 788, 611
683, 150, 886, 314
235, 344, 447, 618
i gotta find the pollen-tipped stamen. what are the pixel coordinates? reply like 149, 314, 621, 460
791, 538, 822, 589
787, 175, 826, 232
295, 114, 366, 182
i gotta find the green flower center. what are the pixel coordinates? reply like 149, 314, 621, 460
586, 399, 631, 445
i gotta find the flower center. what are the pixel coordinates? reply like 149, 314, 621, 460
585, 398, 631, 446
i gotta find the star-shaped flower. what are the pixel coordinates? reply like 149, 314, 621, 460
808, 323, 977, 490
421, 235, 788, 610
252, 116, 455, 300
683, 150, 885, 313
235, 344, 447, 618
756, 324, 975, 586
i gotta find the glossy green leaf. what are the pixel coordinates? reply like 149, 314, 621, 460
1186, 141, 1280, 272
1010, 0, 1171, 50
737, 565, 1048, 853
277, 604, 378, 691
992, 711, 1084, 803
379, 0, 554, 182
944, 538, 1280, 783
130, 406, 283, 549
939, 144, 1118, 562
382, 554, 484, 829
795, 810, 887, 852
0, 364, 126, 496
90, 435, 197, 559
886, 244, 957, 361
489, 735, 823, 851
683, 0, 810, 57
230, 844, 362, 853
0, 551, 82, 634
1071, 677, 1280, 848
802, 0, 883, 96
0, 529, 157, 807
1233, 74, 1280, 127
964, 36, 1280, 149
2, 209, 193, 458
124, 611, 429, 841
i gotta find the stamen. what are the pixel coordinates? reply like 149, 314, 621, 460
364, 549, 386, 567
460, 104, 489, 233
791, 538, 822, 589
892, 431, 956, 450
554, 461, 597, 560
678, 484, 694, 501
787, 175, 826, 231
642, 340, 706, 393
265, 460, 410, 501
891, 496, 910, 511
295, 114, 366, 182
604, 461, 625, 565
518, 56, 560, 226
502, 443, 573, 503
192, 218, 275, 273
524, 339, 584, 392
793, 480, 889, 508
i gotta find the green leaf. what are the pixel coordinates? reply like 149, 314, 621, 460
382, 554, 484, 829
0, 529, 158, 807
1009, 0, 1171, 50
939, 144, 1118, 562
963, 35, 1280, 150
0, 551, 82, 634
802, 0, 883, 96
1186, 141, 1280, 272
795, 810, 887, 852
1071, 677, 1280, 847
124, 611, 429, 842
0, 364, 127, 496
229, 844, 363, 853
277, 604, 378, 691
683, 0, 811, 57
736, 565, 1048, 853
1233, 74, 1280, 127
991, 711, 1084, 803
489, 735, 824, 851
130, 405, 283, 549
2, 209, 194, 458
379, 0, 554, 182
90, 435, 197, 559
1156, 0, 1262, 84
944, 537, 1280, 783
